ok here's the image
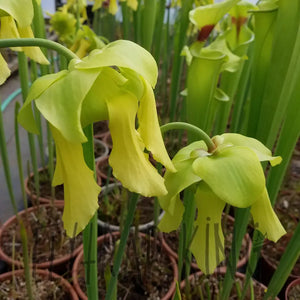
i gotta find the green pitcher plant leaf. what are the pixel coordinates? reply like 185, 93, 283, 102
18, 40, 175, 236
158, 133, 286, 274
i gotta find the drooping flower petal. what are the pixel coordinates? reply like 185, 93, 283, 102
250, 188, 286, 242
17, 26, 50, 65
75, 40, 158, 88
191, 182, 226, 274
51, 126, 100, 237
0, 53, 11, 85
192, 146, 266, 207
217, 133, 282, 166
106, 91, 167, 197
137, 79, 175, 172
34, 68, 102, 143
0, 0, 33, 28
18, 71, 68, 134
0, 16, 21, 51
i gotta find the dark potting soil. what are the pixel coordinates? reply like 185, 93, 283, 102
93, 120, 109, 136
275, 191, 300, 224
78, 233, 174, 299
1, 206, 82, 264
0, 273, 70, 300
181, 273, 267, 300
162, 215, 249, 269
28, 169, 64, 201
99, 189, 156, 226
262, 235, 300, 277
288, 283, 300, 300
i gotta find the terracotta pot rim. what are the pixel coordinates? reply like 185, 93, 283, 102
0, 204, 83, 269
0, 268, 79, 299
285, 277, 300, 300
180, 270, 279, 300
160, 214, 252, 272
72, 232, 178, 300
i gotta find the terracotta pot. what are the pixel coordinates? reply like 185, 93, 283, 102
95, 155, 116, 185
72, 232, 178, 300
0, 204, 83, 273
160, 215, 252, 273
98, 183, 164, 233
25, 167, 64, 205
0, 269, 78, 299
180, 270, 279, 299
285, 277, 300, 300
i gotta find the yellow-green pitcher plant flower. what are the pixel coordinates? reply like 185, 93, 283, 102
0, 0, 49, 84
158, 132, 286, 274
18, 40, 175, 237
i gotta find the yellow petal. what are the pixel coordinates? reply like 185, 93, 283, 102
250, 188, 286, 242
109, 0, 118, 15
0, 0, 33, 28
51, 126, 100, 236
0, 53, 11, 85
18, 26, 49, 65
0, 16, 21, 51
106, 92, 167, 197
137, 79, 175, 172
191, 183, 226, 274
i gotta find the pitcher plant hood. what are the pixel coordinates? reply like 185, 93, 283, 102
18, 40, 175, 236
158, 133, 286, 274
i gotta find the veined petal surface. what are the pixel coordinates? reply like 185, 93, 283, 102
192, 146, 265, 207
191, 183, 226, 274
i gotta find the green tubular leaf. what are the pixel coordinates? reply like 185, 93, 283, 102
75, 39, 158, 88
51, 126, 100, 236
106, 92, 167, 197
18, 70, 68, 134
137, 79, 175, 172
189, 0, 240, 30
0, 0, 33, 27
250, 188, 286, 242
35, 68, 101, 143
191, 182, 226, 274
192, 146, 265, 208
218, 133, 282, 166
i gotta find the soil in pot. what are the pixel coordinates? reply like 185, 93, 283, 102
98, 184, 159, 231
96, 155, 117, 185
0, 269, 78, 300
73, 232, 177, 300
0, 205, 82, 272
93, 120, 109, 137
286, 278, 300, 300
161, 215, 251, 271
261, 234, 300, 280
180, 271, 276, 300
26, 168, 64, 204
275, 191, 300, 223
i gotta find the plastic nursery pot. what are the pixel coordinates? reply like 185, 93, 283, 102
93, 137, 109, 163
261, 233, 300, 283
72, 232, 178, 300
97, 182, 164, 233
285, 277, 300, 300
0, 204, 83, 274
25, 167, 64, 205
0, 269, 78, 299
180, 270, 279, 300
160, 215, 252, 273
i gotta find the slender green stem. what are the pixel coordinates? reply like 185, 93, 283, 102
105, 193, 140, 300
160, 122, 215, 152
0, 38, 77, 61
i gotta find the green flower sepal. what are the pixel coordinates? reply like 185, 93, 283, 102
18, 40, 175, 237
158, 133, 286, 274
